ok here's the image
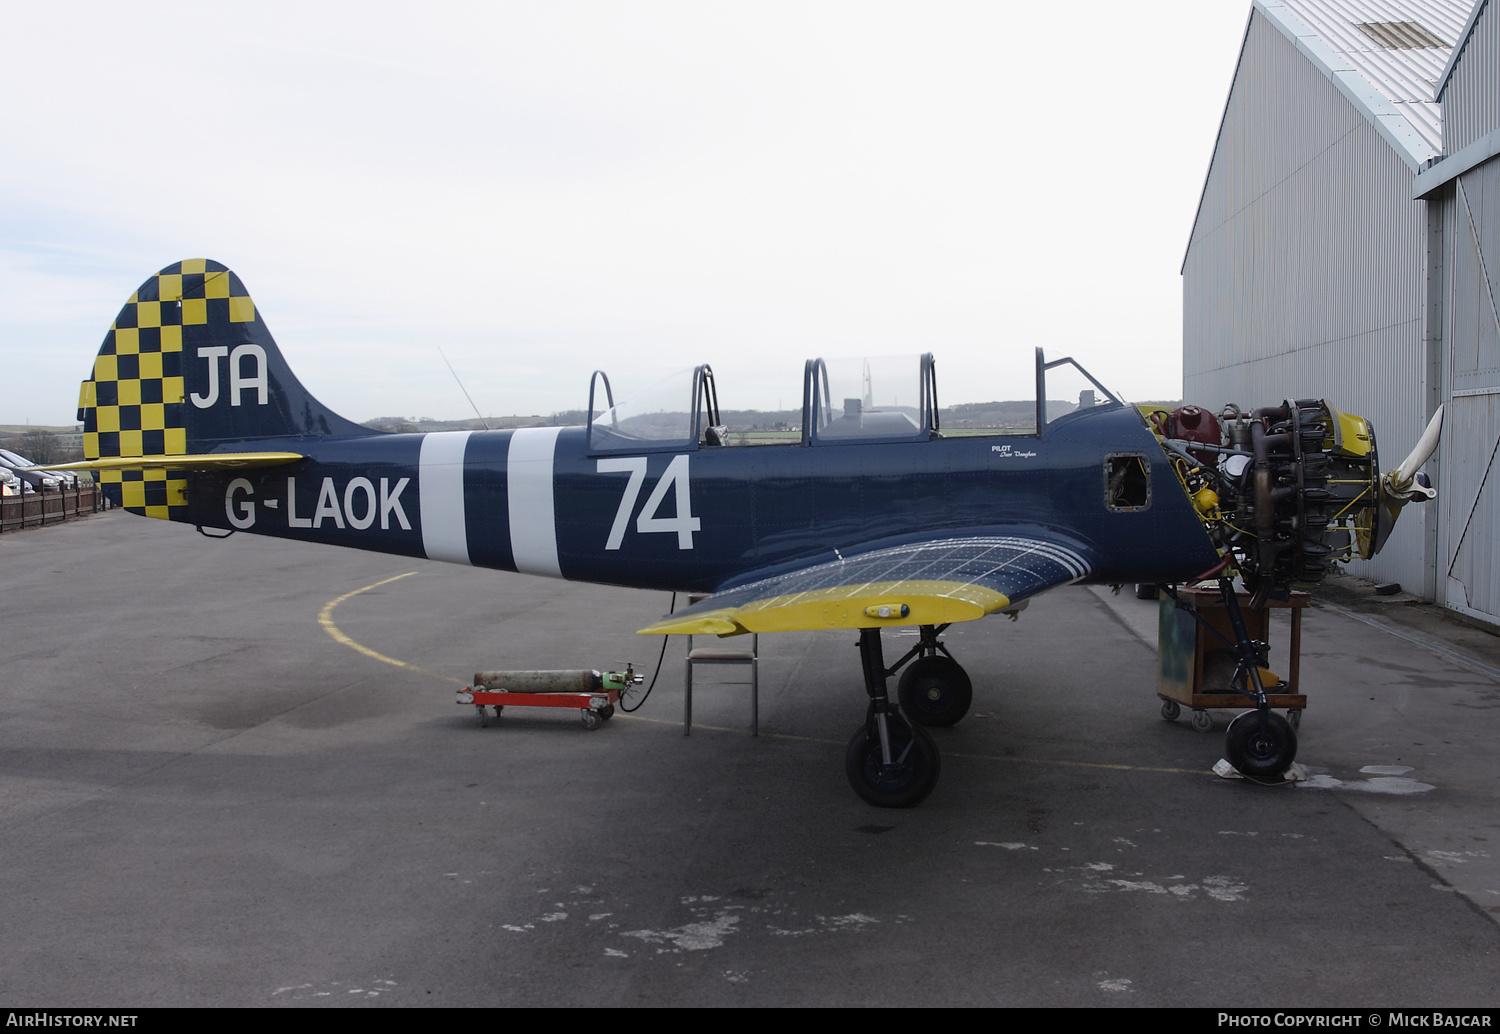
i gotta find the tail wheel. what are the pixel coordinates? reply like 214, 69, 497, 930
896, 656, 973, 727
844, 720, 940, 808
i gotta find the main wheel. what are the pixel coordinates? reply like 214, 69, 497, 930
896, 656, 973, 727
844, 719, 940, 808
1224, 709, 1298, 778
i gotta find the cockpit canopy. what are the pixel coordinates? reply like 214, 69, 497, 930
585, 348, 1121, 453
805, 355, 936, 444
587, 367, 718, 452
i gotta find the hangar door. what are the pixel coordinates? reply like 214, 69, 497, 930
1442, 156, 1500, 625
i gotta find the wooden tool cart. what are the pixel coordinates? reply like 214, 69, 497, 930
1157, 587, 1309, 731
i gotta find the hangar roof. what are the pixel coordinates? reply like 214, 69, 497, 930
1256, 0, 1474, 165
1435, 0, 1491, 95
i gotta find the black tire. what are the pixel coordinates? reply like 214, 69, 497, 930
844, 720, 940, 808
1224, 710, 1298, 778
1135, 583, 1160, 600
896, 656, 973, 727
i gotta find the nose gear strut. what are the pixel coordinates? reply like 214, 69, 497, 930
1162, 578, 1299, 779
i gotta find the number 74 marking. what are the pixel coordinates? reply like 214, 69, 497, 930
597, 454, 701, 550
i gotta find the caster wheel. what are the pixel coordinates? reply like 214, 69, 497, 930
1190, 709, 1213, 733
844, 719, 940, 808
896, 656, 973, 727
1287, 708, 1301, 730
491, 705, 505, 718
580, 709, 602, 731
475, 705, 488, 728
1160, 699, 1181, 721
599, 704, 615, 720
1225, 709, 1298, 778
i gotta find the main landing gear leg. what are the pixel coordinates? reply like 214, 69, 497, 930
889, 624, 974, 727
845, 628, 940, 807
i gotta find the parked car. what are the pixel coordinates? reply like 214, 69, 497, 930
0, 466, 21, 496
0, 449, 65, 492
0, 447, 81, 489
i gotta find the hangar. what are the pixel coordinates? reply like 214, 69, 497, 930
1415, 0, 1500, 625
1183, 0, 1500, 625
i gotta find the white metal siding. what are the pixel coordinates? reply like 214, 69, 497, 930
1442, 1, 1500, 151
1440, 156, 1500, 620
1184, 10, 1433, 591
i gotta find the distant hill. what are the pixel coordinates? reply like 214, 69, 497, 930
6, 396, 1188, 457
942, 400, 1053, 428
359, 399, 1188, 435
0, 425, 85, 464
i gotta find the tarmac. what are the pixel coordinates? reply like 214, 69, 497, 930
1, 511, 1497, 1007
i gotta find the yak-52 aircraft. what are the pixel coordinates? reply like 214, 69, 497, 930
50, 260, 1441, 806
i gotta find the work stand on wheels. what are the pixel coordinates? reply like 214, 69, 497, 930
1157, 586, 1309, 733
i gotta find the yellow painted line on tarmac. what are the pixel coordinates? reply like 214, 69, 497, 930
945, 750, 1205, 776
318, 572, 466, 685
610, 713, 830, 744
618, 717, 1206, 774
317, 576, 1209, 776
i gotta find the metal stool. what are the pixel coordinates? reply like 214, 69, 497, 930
684, 633, 758, 736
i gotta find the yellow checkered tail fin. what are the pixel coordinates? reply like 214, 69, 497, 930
78, 259, 368, 519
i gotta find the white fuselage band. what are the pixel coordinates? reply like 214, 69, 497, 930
507, 427, 563, 577
419, 430, 472, 564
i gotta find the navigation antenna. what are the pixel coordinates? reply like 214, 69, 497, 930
438, 346, 490, 431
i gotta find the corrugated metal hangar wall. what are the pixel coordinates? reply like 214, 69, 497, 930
1184, 0, 1498, 622
1417, 0, 1500, 623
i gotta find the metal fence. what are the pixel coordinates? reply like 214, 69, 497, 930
0, 485, 104, 533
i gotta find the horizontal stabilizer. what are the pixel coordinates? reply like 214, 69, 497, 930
35, 452, 303, 473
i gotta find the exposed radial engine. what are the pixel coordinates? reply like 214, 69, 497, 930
1146, 400, 1438, 608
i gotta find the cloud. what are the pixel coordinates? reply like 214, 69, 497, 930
0, 1, 1247, 423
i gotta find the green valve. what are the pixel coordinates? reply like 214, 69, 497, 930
602, 665, 645, 691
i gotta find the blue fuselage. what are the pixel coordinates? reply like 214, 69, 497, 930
185, 402, 1220, 596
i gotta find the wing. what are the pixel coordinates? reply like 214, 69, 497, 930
638, 534, 1094, 636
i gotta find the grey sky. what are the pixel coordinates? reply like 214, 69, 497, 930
0, 1, 1251, 426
